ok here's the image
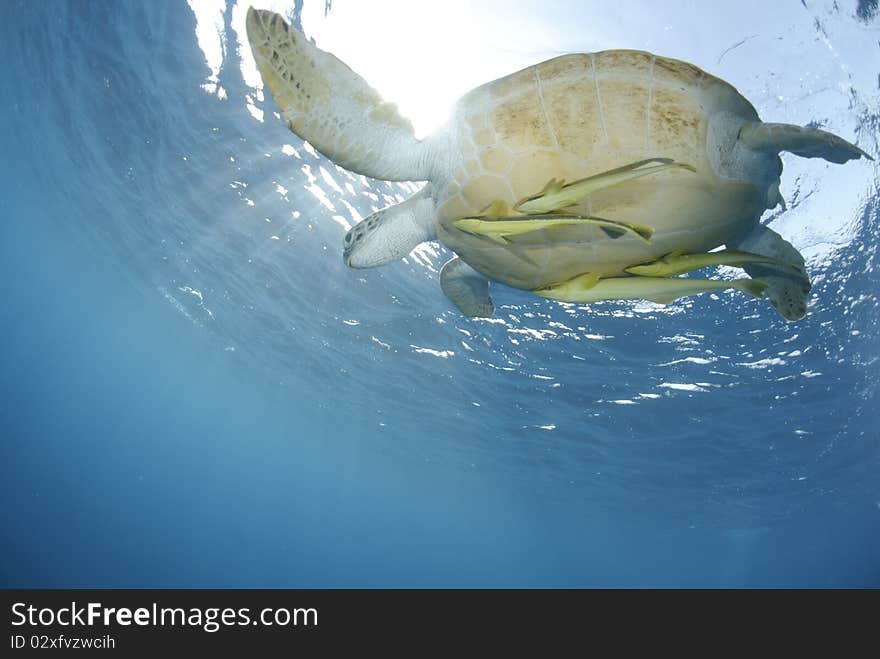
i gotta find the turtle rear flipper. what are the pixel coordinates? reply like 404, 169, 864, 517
733, 225, 811, 321
440, 257, 494, 318
739, 122, 872, 164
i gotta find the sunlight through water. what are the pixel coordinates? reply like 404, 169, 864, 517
3, 0, 878, 587
180, 1, 879, 524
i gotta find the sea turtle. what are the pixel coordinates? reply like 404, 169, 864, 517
245, 7, 871, 321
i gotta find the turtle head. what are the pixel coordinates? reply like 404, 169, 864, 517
343, 211, 391, 268
343, 189, 437, 268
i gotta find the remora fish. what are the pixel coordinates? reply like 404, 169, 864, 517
454, 213, 653, 244
624, 248, 790, 277
535, 274, 768, 305
515, 158, 697, 214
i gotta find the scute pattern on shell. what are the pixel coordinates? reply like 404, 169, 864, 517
430, 50, 770, 291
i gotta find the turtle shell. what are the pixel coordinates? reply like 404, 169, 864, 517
431, 51, 780, 290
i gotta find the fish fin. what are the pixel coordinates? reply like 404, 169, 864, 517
623, 262, 659, 276
453, 218, 509, 243
589, 157, 675, 176
628, 223, 654, 242
645, 292, 683, 305
533, 272, 600, 297
540, 178, 565, 195
733, 279, 769, 299
478, 200, 513, 218
644, 279, 728, 305
600, 225, 627, 239
590, 217, 653, 242
715, 249, 771, 268
578, 273, 601, 290
514, 179, 564, 210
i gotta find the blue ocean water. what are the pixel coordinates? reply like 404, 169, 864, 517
1, 0, 878, 587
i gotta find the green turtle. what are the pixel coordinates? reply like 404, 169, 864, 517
245, 7, 871, 321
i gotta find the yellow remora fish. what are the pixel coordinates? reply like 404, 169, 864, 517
515, 158, 697, 214
453, 213, 653, 244
535, 274, 768, 305
624, 249, 789, 277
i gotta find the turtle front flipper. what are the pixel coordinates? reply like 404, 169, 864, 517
739, 122, 872, 164
246, 8, 431, 181
453, 214, 653, 243
731, 225, 811, 321
515, 159, 696, 214
440, 257, 494, 318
